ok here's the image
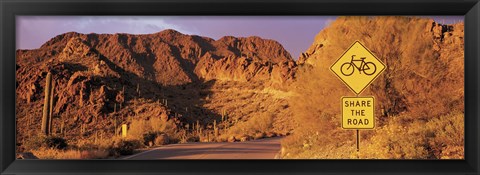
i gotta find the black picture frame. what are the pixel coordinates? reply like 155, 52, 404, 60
1, 0, 479, 174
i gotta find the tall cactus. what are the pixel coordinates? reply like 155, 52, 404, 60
79, 82, 84, 107
48, 80, 55, 134
41, 72, 52, 135
237, 42, 242, 57
196, 120, 200, 135
213, 120, 219, 138
222, 109, 228, 134
221, 109, 225, 123
137, 83, 141, 97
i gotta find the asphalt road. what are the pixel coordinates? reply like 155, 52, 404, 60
123, 137, 283, 159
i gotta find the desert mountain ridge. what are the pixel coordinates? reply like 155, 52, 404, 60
17, 29, 296, 86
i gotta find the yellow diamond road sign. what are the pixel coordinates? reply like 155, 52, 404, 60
330, 41, 386, 95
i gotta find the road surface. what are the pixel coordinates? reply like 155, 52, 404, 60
123, 137, 283, 159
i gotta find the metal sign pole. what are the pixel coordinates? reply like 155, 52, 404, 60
356, 93, 359, 153
356, 129, 359, 152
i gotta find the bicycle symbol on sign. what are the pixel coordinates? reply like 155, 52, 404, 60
340, 55, 377, 76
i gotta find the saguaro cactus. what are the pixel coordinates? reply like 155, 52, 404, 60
79, 83, 85, 107
213, 120, 219, 138
137, 83, 141, 96
196, 120, 200, 134
222, 109, 228, 134
192, 122, 196, 134
237, 42, 242, 57
48, 80, 55, 134
41, 72, 53, 135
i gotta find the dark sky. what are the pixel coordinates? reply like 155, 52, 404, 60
16, 16, 464, 60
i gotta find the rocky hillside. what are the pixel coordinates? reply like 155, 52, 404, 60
283, 16, 464, 159
295, 16, 464, 119
15, 29, 297, 151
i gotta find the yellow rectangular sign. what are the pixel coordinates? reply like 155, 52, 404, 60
342, 96, 375, 129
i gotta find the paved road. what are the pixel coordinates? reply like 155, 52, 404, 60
123, 137, 283, 159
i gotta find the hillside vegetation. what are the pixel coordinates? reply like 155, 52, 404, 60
282, 16, 464, 159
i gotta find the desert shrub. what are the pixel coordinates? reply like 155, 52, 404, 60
142, 131, 158, 146
187, 135, 200, 142
128, 116, 178, 144
154, 133, 169, 145
44, 136, 68, 150
23, 135, 68, 151
424, 112, 464, 159
359, 117, 429, 159
358, 112, 463, 159
23, 135, 47, 151
110, 139, 142, 156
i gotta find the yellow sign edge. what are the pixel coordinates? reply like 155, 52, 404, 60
330, 40, 387, 95
341, 96, 375, 130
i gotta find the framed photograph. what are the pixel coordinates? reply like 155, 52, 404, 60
1, 0, 479, 174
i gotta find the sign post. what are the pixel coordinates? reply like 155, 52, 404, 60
330, 41, 385, 154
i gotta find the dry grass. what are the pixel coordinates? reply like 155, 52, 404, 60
30, 147, 109, 159
281, 112, 463, 159
360, 112, 464, 159
26, 135, 142, 159
128, 116, 174, 140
